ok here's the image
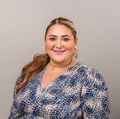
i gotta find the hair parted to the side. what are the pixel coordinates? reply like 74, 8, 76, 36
16, 17, 78, 93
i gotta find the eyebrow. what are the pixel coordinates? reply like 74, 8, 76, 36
48, 35, 57, 37
61, 35, 70, 38
48, 35, 70, 37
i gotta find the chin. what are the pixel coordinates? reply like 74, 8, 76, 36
51, 58, 67, 64
49, 54, 71, 63
52, 59, 66, 63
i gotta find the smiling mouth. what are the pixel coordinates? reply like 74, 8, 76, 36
53, 50, 65, 55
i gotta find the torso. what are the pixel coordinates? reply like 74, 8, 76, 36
9, 62, 110, 119
40, 60, 78, 90
40, 68, 64, 90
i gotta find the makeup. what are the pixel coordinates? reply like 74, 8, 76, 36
53, 50, 65, 55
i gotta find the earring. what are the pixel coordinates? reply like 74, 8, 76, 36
75, 46, 77, 50
73, 46, 78, 59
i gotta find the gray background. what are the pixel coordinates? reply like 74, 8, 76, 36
0, 0, 120, 118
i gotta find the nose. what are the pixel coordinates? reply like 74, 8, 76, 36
55, 39, 63, 48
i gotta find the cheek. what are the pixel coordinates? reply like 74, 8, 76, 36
69, 46, 75, 53
45, 40, 52, 50
65, 42, 75, 51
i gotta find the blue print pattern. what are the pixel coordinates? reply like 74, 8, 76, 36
9, 63, 110, 119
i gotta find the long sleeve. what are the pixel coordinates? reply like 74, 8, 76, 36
8, 101, 22, 119
80, 68, 110, 119
8, 77, 22, 119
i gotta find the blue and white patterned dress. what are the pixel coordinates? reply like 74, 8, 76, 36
9, 63, 110, 119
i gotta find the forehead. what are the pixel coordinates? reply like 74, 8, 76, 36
46, 24, 73, 36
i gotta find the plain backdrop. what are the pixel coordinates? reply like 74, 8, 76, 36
0, 0, 120, 118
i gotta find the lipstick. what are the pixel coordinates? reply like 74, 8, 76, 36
53, 50, 65, 55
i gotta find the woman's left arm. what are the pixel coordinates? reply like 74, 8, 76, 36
80, 68, 110, 119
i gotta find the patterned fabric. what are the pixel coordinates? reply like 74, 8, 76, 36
9, 63, 110, 119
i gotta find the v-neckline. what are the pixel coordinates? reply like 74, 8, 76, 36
38, 62, 80, 91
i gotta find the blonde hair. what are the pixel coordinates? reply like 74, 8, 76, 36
16, 17, 78, 93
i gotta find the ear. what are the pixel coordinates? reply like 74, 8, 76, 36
75, 37, 78, 44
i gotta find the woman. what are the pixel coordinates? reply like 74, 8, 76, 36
9, 17, 110, 119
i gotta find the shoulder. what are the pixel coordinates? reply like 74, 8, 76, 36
76, 63, 103, 78
76, 63, 107, 90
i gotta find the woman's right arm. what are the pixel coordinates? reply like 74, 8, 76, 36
8, 77, 22, 119
8, 101, 21, 119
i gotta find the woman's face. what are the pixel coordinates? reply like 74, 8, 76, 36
45, 24, 77, 64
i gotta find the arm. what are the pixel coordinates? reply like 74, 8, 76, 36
80, 68, 110, 119
8, 101, 22, 119
8, 77, 22, 119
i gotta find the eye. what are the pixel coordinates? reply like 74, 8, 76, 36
49, 37, 56, 41
63, 37, 70, 41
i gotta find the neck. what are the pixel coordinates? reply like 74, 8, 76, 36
48, 59, 74, 70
